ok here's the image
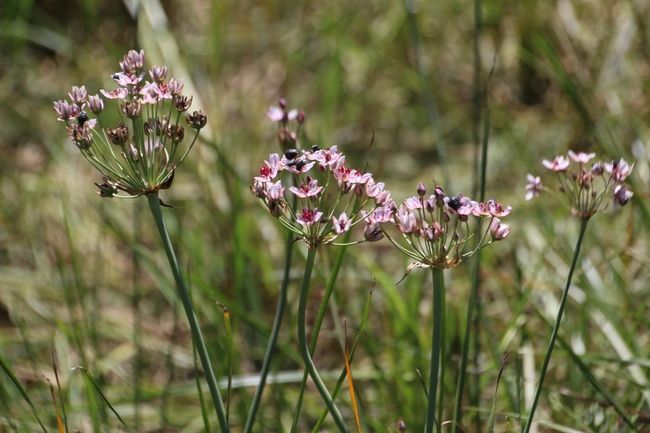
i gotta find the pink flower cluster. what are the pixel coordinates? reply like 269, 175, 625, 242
363, 183, 511, 270
250, 145, 391, 248
527, 150, 634, 218
53, 50, 207, 198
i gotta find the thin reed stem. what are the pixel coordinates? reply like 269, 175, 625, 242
297, 247, 349, 433
522, 218, 589, 433
243, 225, 294, 433
146, 193, 230, 433
425, 268, 445, 433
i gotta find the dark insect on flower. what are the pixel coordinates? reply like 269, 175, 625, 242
285, 149, 299, 160
296, 160, 308, 171
77, 111, 89, 125
447, 196, 461, 211
311, 145, 320, 152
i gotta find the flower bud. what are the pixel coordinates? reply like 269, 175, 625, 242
88, 95, 104, 114
364, 222, 384, 242
268, 200, 286, 218
416, 182, 426, 196
297, 110, 305, 123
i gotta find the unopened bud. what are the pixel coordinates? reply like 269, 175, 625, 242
416, 182, 426, 196
364, 223, 384, 242
297, 110, 305, 123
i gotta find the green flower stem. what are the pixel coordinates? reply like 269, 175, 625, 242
452, 251, 481, 432
298, 247, 349, 433
522, 218, 589, 433
146, 194, 230, 433
243, 226, 294, 433
426, 267, 445, 433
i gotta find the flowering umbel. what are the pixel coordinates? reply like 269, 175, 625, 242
251, 144, 391, 249
53, 50, 207, 198
366, 182, 511, 275
527, 150, 634, 219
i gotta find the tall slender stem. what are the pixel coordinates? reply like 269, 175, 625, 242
146, 194, 230, 433
243, 226, 294, 433
425, 268, 445, 433
522, 218, 589, 433
297, 248, 349, 433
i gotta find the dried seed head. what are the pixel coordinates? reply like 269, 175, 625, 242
185, 110, 207, 129
67, 123, 93, 149
173, 94, 193, 112
107, 122, 130, 145
94, 177, 119, 198
167, 124, 185, 143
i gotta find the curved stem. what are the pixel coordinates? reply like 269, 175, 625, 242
522, 218, 589, 433
298, 248, 349, 433
426, 268, 445, 433
243, 226, 294, 433
146, 194, 230, 433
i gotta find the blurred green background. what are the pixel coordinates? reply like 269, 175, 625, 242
1, 0, 649, 431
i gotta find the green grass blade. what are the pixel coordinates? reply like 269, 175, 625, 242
0, 353, 49, 433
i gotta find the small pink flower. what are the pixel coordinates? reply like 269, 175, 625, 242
490, 218, 511, 241
365, 180, 386, 200
254, 153, 282, 182
486, 199, 512, 217
167, 78, 184, 96
264, 180, 285, 201
332, 213, 351, 234
568, 150, 596, 164
605, 158, 634, 181
88, 95, 104, 114
404, 196, 422, 210
289, 177, 324, 198
67, 86, 88, 104
149, 65, 168, 82
266, 106, 285, 122
363, 205, 393, 224
525, 174, 542, 201
112, 72, 145, 86
100, 88, 129, 100
296, 207, 323, 226
395, 206, 418, 235
542, 155, 570, 171
308, 145, 345, 168
613, 184, 633, 210
53, 100, 79, 121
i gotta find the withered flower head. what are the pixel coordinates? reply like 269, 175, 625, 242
107, 122, 130, 145
173, 95, 193, 112
185, 111, 207, 129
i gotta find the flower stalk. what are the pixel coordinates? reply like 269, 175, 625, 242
425, 268, 445, 433
146, 193, 230, 433
297, 248, 349, 433
522, 218, 588, 433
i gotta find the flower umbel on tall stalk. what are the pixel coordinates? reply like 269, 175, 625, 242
522, 150, 634, 433
53, 49, 207, 202
54, 50, 230, 433
526, 150, 634, 218
371, 182, 511, 276
370, 182, 511, 433
251, 145, 390, 249
251, 144, 389, 433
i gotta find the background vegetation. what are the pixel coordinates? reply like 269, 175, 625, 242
0, 0, 648, 431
